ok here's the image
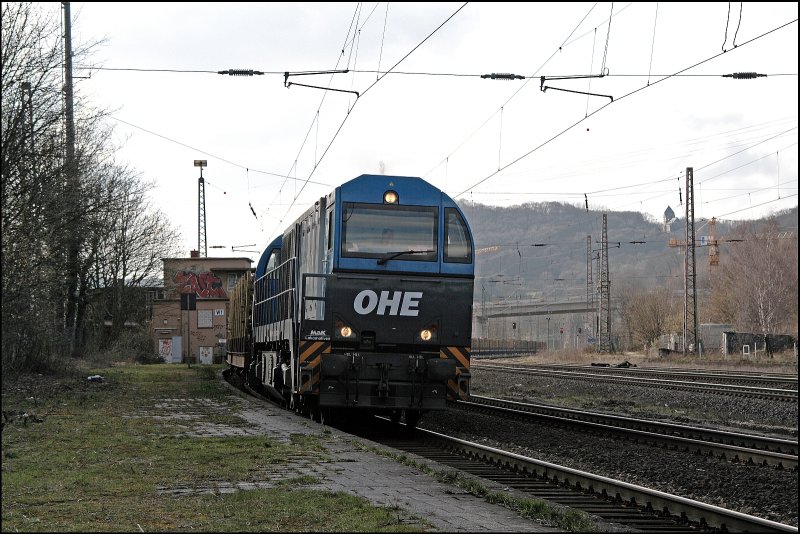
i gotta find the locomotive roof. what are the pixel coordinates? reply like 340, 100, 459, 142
339, 174, 454, 205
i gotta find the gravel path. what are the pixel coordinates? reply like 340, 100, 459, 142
419, 364, 799, 527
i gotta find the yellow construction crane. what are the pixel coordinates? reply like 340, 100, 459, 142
668, 217, 719, 273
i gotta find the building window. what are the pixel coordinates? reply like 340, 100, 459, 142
198, 310, 213, 328
227, 274, 239, 291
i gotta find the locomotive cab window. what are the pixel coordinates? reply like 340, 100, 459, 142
265, 248, 281, 273
326, 209, 333, 251
444, 208, 472, 263
341, 203, 437, 262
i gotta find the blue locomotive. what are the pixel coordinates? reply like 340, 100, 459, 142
227, 174, 474, 427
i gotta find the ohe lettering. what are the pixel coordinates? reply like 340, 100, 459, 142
354, 290, 423, 316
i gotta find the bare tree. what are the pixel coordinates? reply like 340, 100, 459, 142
617, 283, 682, 351
2, 3, 182, 372
708, 216, 798, 337
82, 165, 182, 349
2, 2, 69, 371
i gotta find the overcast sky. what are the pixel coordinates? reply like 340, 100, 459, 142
68, 2, 798, 261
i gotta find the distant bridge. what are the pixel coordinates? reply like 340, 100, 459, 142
474, 300, 611, 320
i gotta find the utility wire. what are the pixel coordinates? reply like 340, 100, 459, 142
268, 2, 469, 237
108, 115, 333, 187
715, 192, 798, 218
453, 17, 798, 200
423, 2, 602, 180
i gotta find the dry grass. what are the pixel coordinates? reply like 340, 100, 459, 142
502, 347, 799, 374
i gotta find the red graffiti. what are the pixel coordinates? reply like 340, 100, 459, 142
173, 271, 227, 298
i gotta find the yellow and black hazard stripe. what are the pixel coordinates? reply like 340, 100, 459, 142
299, 339, 330, 393
440, 346, 471, 400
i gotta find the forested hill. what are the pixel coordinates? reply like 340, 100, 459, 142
459, 201, 797, 303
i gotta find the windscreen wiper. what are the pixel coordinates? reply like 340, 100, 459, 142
377, 249, 434, 265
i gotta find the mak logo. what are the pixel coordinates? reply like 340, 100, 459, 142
307, 329, 329, 340
354, 290, 423, 317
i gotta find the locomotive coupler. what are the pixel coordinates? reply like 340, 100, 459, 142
377, 363, 390, 398
408, 354, 425, 374
349, 353, 362, 405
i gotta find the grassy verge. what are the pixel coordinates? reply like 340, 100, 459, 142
352, 441, 598, 532
1, 363, 425, 532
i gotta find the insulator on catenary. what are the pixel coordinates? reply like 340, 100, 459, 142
723, 72, 766, 79
218, 69, 264, 76
481, 73, 524, 80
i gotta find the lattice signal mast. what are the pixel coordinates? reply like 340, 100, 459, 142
684, 167, 698, 355
586, 235, 594, 338
195, 160, 207, 257
598, 215, 611, 353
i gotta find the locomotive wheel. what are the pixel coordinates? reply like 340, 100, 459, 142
308, 398, 320, 422
302, 397, 312, 417
313, 406, 324, 424
319, 407, 334, 426
308, 399, 331, 425
389, 410, 402, 424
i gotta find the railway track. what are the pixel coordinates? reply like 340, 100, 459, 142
473, 363, 799, 401
354, 420, 798, 533
458, 394, 798, 470
223, 368, 798, 532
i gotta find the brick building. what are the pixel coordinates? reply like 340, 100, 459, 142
152, 251, 252, 364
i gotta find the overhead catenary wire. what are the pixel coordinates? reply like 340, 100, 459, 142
267, 2, 469, 238
76, 64, 798, 79
473, 115, 796, 196
453, 17, 798, 201
71, 4, 797, 251
107, 115, 334, 188
647, 3, 659, 86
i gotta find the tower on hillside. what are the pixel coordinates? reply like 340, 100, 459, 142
663, 205, 676, 232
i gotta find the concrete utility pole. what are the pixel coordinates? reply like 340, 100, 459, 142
546, 316, 551, 352
684, 167, 699, 355
63, 2, 81, 355
63, 2, 75, 183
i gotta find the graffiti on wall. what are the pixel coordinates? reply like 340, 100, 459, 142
174, 271, 227, 298
158, 339, 172, 359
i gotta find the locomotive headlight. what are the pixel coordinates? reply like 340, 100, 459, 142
335, 319, 355, 339
417, 323, 437, 342
383, 190, 398, 204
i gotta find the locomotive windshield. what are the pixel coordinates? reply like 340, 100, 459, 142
444, 208, 472, 263
341, 203, 437, 261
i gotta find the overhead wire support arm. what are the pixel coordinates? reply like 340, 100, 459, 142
283, 70, 359, 97
540, 73, 613, 102
232, 244, 258, 254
